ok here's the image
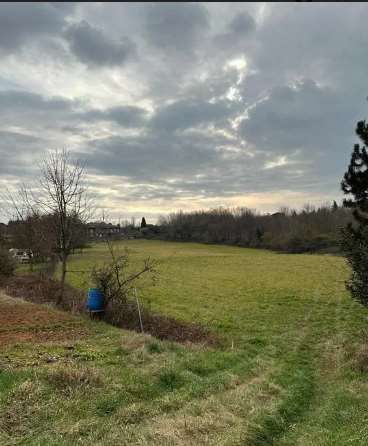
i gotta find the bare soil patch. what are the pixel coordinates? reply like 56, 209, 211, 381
0, 291, 87, 346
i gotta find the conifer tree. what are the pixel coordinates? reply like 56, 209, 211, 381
141, 217, 147, 228
341, 120, 368, 305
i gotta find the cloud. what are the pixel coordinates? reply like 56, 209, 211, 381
49, 2, 78, 13
0, 2, 67, 53
229, 12, 256, 35
77, 131, 226, 181
240, 79, 353, 156
2, 3, 368, 222
0, 90, 74, 113
0, 90, 148, 130
150, 98, 238, 133
80, 105, 148, 127
64, 20, 136, 67
0, 90, 81, 136
0, 131, 44, 175
144, 3, 209, 56
213, 11, 256, 51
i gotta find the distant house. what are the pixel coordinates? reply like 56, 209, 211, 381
87, 222, 121, 239
270, 212, 285, 218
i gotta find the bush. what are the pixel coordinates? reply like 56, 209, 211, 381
91, 241, 157, 308
285, 234, 336, 253
0, 249, 16, 277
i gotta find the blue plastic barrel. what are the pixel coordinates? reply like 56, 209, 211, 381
87, 288, 104, 312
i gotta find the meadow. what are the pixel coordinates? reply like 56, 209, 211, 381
1, 240, 368, 445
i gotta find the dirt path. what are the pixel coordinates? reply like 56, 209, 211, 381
0, 291, 88, 346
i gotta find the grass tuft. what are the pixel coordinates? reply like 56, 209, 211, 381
45, 364, 102, 393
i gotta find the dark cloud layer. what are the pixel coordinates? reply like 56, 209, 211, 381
64, 20, 136, 67
144, 3, 209, 55
214, 11, 256, 52
0, 131, 43, 175
241, 79, 351, 153
0, 90, 74, 112
0, 90, 145, 128
78, 130, 229, 180
150, 98, 238, 133
80, 105, 148, 127
0, 2, 69, 53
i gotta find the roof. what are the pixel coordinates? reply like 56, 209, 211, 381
87, 222, 120, 229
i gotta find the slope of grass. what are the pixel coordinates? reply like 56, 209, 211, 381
1, 240, 368, 445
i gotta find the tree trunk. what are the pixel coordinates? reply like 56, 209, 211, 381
57, 254, 67, 305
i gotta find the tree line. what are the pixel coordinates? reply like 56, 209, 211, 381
157, 203, 352, 253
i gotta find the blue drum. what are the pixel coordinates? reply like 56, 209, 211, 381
87, 288, 104, 312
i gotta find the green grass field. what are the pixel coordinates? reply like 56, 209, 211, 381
2, 240, 368, 445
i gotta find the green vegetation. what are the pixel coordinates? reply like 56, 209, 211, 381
2, 240, 368, 445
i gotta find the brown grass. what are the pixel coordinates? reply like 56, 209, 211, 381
45, 364, 103, 393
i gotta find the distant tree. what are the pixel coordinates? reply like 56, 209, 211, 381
0, 248, 16, 278
2, 187, 45, 270
141, 217, 147, 228
332, 200, 339, 211
341, 120, 368, 305
255, 227, 264, 245
7, 213, 54, 266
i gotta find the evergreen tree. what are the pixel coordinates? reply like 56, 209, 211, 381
341, 120, 368, 305
332, 200, 339, 211
141, 217, 147, 228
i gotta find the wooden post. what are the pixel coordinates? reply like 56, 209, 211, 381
134, 287, 144, 333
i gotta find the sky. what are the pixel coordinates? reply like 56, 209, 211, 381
0, 2, 367, 223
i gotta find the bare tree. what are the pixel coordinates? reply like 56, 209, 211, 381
35, 148, 91, 303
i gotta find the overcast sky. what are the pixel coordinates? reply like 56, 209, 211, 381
0, 2, 366, 222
